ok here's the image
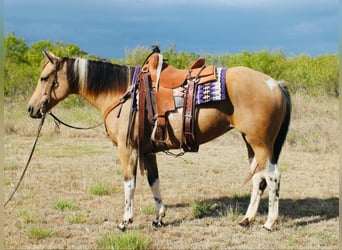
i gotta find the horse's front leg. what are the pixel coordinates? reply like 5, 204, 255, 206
117, 145, 138, 231
145, 153, 166, 228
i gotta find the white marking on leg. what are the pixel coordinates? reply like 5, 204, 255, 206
250, 157, 258, 172
123, 176, 136, 222
243, 170, 264, 222
263, 161, 281, 230
240, 157, 266, 226
151, 178, 166, 218
265, 79, 277, 91
243, 157, 258, 185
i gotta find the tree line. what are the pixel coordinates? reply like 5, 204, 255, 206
4, 33, 339, 98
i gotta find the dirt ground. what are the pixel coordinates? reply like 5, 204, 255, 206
4, 94, 339, 249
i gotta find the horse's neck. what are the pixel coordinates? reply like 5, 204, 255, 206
77, 90, 122, 117
71, 62, 134, 118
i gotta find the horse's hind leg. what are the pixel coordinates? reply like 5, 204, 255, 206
239, 140, 281, 230
263, 161, 281, 231
145, 153, 166, 228
239, 157, 267, 227
239, 143, 270, 227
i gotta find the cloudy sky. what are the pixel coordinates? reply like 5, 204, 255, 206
4, 0, 339, 59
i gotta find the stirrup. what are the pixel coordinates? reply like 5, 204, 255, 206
150, 121, 167, 143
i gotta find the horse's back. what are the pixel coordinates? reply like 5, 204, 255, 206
226, 66, 283, 101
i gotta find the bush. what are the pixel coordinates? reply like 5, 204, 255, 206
4, 33, 338, 99
283, 54, 339, 96
4, 33, 87, 97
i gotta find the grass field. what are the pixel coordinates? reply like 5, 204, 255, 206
4, 93, 339, 249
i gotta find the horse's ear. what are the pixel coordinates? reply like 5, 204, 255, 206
42, 50, 58, 64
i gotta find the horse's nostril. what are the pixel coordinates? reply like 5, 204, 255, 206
27, 106, 33, 114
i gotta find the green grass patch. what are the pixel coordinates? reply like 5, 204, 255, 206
225, 202, 242, 220
89, 183, 112, 196
53, 199, 76, 211
140, 206, 156, 215
97, 232, 149, 250
115, 157, 121, 165
212, 168, 222, 174
17, 209, 38, 224
114, 168, 123, 175
4, 178, 12, 186
27, 226, 54, 240
4, 162, 20, 171
190, 201, 216, 218
66, 213, 85, 224
232, 192, 250, 202
21, 191, 34, 200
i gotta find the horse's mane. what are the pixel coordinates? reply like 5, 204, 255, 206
64, 57, 134, 96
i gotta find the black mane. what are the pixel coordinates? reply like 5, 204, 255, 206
65, 58, 135, 96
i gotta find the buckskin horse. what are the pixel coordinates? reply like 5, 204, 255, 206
27, 50, 291, 231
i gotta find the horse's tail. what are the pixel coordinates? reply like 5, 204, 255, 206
271, 83, 291, 164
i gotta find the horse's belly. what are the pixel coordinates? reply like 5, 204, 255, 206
196, 107, 232, 144
167, 106, 232, 147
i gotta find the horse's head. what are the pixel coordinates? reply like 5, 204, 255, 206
27, 51, 70, 118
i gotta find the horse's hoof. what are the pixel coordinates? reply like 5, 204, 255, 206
152, 219, 164, 229
238, 218, 250, 227
263, 224, 273, 232
117, 221, 127, 232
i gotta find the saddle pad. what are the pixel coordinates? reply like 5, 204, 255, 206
131, 66, 141, 110
195, 67, 227, 105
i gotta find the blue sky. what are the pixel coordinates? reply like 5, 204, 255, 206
4, 0, 339, 59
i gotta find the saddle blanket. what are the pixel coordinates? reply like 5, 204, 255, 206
173, 67, 228, 107
195, 67, 227, 105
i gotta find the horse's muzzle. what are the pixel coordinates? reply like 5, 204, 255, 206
27, 105, 42, 119
28, 95, 49, 119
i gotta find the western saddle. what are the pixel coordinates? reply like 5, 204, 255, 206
136, 48, 217, 172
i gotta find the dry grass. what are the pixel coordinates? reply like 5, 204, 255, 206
4, 94, 338, 249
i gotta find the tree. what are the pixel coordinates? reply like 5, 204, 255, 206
4, 32, 29, 64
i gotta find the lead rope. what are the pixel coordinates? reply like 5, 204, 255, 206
48, 112, 103, 130
4, 110, 104, 207
4, 113, 46, 207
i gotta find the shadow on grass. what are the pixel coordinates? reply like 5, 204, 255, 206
279, 197, 339, 227
165, 196, 338, 227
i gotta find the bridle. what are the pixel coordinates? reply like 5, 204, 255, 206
40, 59, 63, 116
40, 59, 104, 130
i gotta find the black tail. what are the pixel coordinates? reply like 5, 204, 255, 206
271, 83, 291, 164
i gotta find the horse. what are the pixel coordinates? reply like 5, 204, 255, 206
27, 50, 291, 231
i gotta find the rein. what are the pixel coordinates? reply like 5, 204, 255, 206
4, 114, 46, 207
48, 112, 104, 130
5, 60, 103, 207
4, 112, 103, 208
46, 59, 104, 130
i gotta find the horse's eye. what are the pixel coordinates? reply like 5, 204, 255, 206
40, 76, 48, 82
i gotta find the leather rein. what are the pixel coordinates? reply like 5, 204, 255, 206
5, 62, 61, 207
